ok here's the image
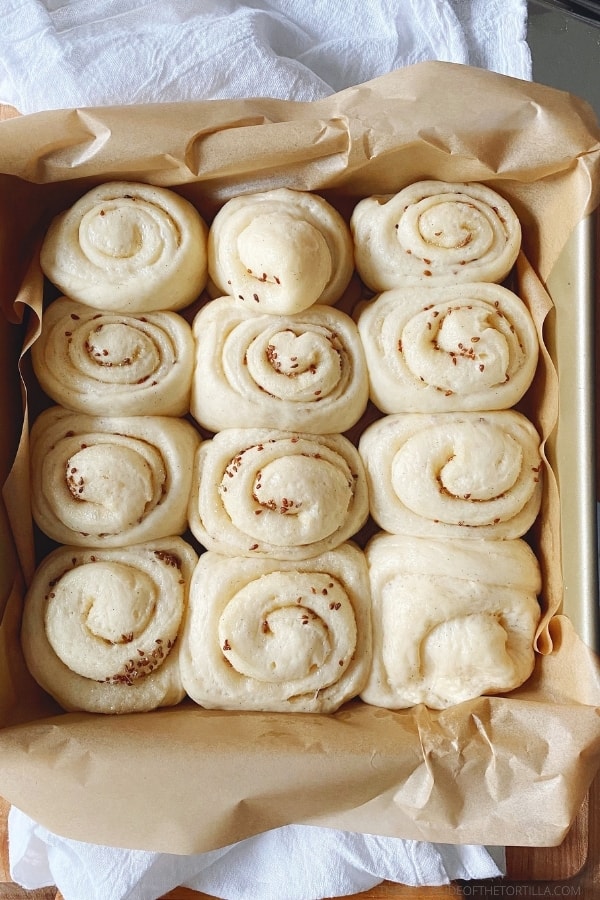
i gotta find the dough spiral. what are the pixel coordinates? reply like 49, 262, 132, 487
188, 428, 369, 560
190, 298, 368, 433
40, 181, 208, 313
30, 406, 200, 547
351, 180, 521, 292
356, 283, 538, 413
359, 410, 542, 539
31, 297, 195, 416
361, 532, 541, 710
20, 538, 198, 714
207, 188, 354, 314
180, 543, 372, 713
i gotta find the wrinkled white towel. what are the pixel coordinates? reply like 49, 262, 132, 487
5, 1, 528, 897
0, 0, 531, 113
9, 806, 505, 900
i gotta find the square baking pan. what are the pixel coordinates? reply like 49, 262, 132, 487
546, 211, 599, 652
0, 63, 599, 855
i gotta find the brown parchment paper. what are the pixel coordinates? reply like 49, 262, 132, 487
0, 61, 600, 853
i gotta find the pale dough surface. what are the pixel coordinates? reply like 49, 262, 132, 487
30, 406, 200, 547
180, 542, 372, 713
21, 538, 198, 714
188, 428, 369, 560
358, 410, 543, 539
40, 181, 208, 313
351, 180, 521, 292
32, 297, 195, 416
190, 298, 368, 433
361, 532, 541, 710
207, 188, 354, 314
356, 282, 538, 413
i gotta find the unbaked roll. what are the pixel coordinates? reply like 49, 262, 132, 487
30, 406, 200, 547
356, 283, 538, 413
180, 542, 372, 713
359, 410, 542, 539
361, 532, 541, 710
21, 538, 198, 714
40, 181, 208, 313
31, 297, 195, 416
190, 298, 368, 433
351, 180, 521, 292
207, 188, 354, 314
188, 428, 369, 560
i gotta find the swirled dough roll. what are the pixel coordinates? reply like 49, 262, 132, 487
180, 542, 372, 713
30, 406, 200, 547
190, 298, 368, 433
356, 283, 538, 413
188, 428, 369, 560
359, 410, 542, 539
207, 188, 354, 314
21, 538, 198, 714
351, 181, 521, 292
40, 181, 208, 313
361, 532, 541, 709
31, 297, 195, 416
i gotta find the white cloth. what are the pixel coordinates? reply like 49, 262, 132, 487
0, 0, 531, 113
5, 1, 528, 896
9, 806, 505, 900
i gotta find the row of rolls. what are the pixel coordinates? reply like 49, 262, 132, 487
32, 280, 538, 426
22, 178, 544, 715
